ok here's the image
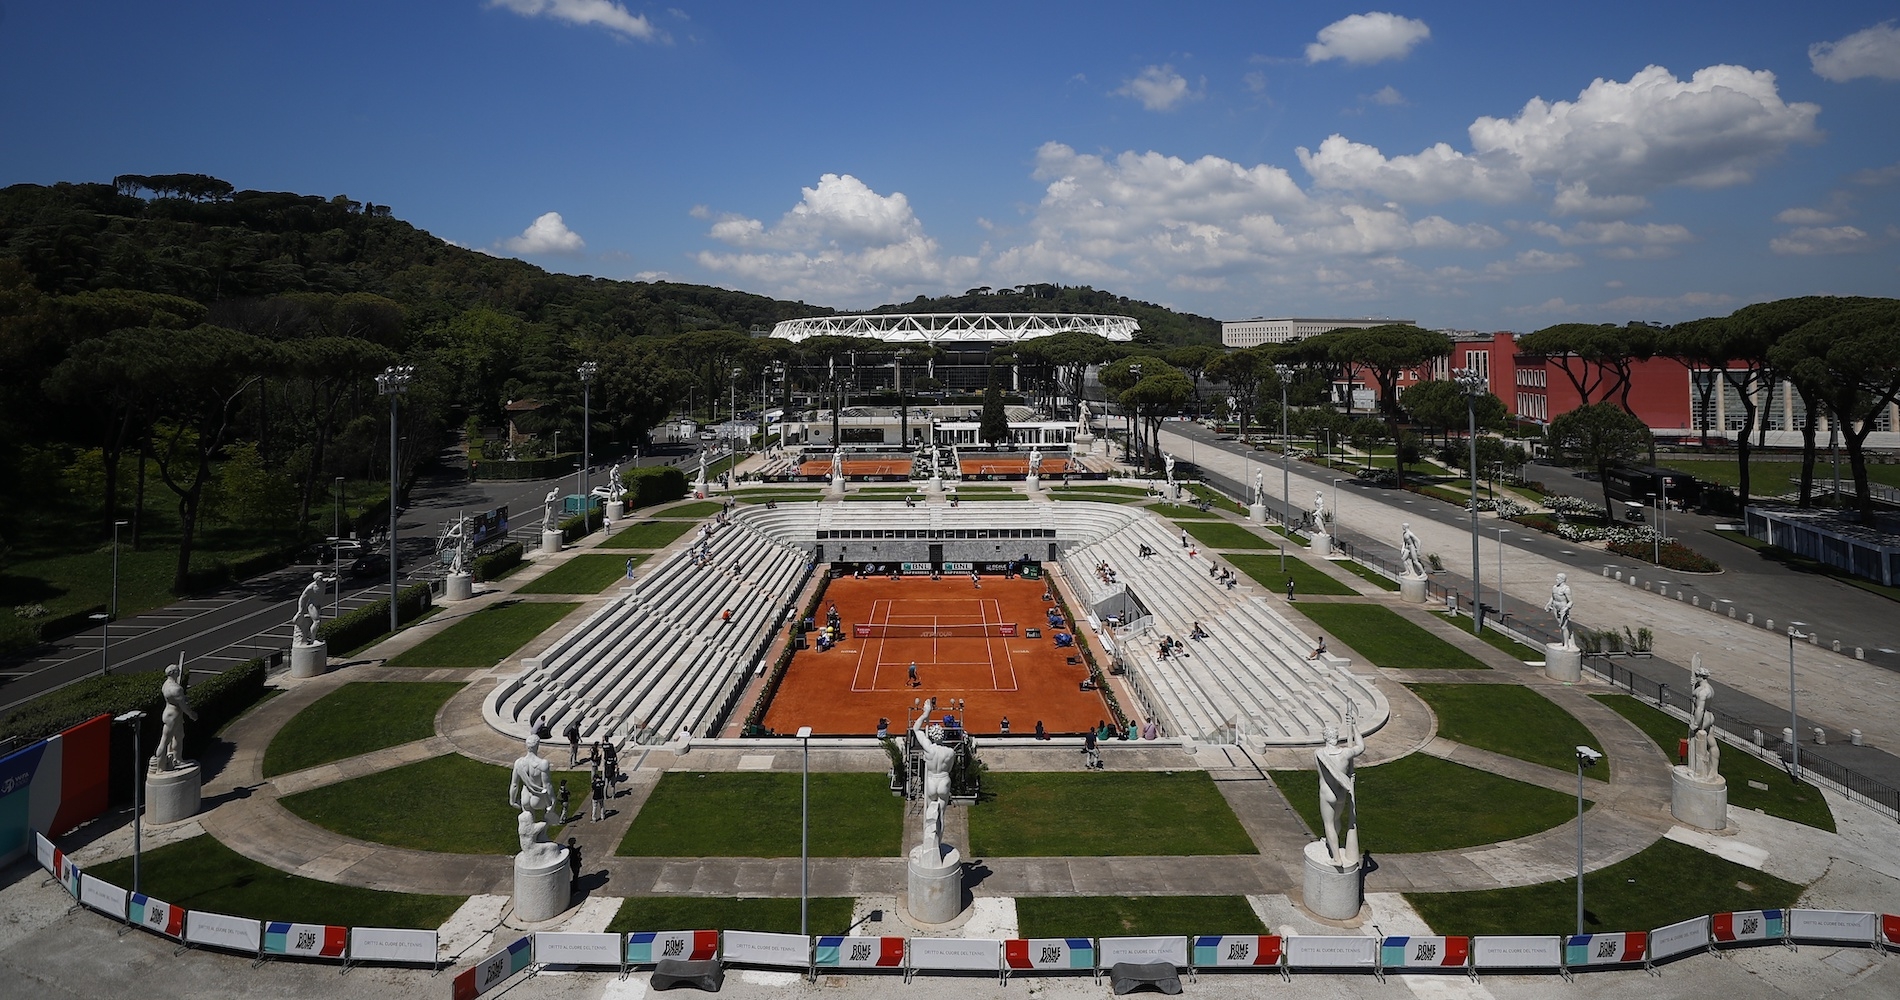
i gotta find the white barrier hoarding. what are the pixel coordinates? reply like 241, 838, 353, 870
34, 832, 56, 874
1789, 909, 1878, 943
1564, 932, 1647, 966
128, 892, 185, 940
264, 922, 348, 960
79, 873, 127, 921
1648, 916, 1710, 961
1712, 909, 1782, 944
1472, 935, 1563, 969
1379, 935, 1469, 969
722, 930, 809, 968
813, 935, 903, 968
1004, 938, 1094, 971
1285, 935, 1376, 969
625, 930, 719, 965
910, 937, 1001, 972
52, 847, 80, 899
348, 927, 438, 965
534, 932, 622, 967
186, 909, 262, 954
1193, 935, 1283, 968
1098, 936, 1188, 969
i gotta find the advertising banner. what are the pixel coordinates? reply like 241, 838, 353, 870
1003, 938, 1094, 971
721, 930, 810, 968
34, 831, 56, 874
347, 927, 437, 965
128, 892, 185, 940
1711, 909, 1782, 944
813, 935, 903, 968
185, 909, 262, 954
1098, 936, 1188, 970
1789, 910, 1878, 943
1647, 916, 1710, 961
625, 929, 718, 965
79, 873, 127, 921
908, 937, 1001, 972
1193, 935, 1283, 968
451, 936, 532, 1000
263, 922, 348, 960
1380, 935, 1469, 969
53, 847, 80, 899
1564, 932, 1647, 967
1285, 935, 1376, 969
1471, 935, 1562, 969
533, 932, 622, 967
1884, 914, 1900, 947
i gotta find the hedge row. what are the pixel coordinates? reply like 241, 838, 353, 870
623, 465, 687, 509
560, 508, 604, 542
316, 581, 434, 656
472, 542, 523, 582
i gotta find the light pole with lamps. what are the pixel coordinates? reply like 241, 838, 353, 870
578, 361, 597, 502
1496, 525, 1507, 620
91, 519, 131, 676
376, 364, 415, 632
115, 710, 146, 893
730, 367, 742, 455
1787, 622, 1806, 781
1275, 365, 1293, 572
1574, 745, 1602, 934
1453, 368, 1487, 634
1331, 477, 1344, 550
334, 477, 346, 616
797, 725, 813, 935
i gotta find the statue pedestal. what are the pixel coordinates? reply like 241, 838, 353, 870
1308, 531, 1330, 554
604, 500, 625, 521
906, 843, 964, 924
1249, 502, 1268, 525
1671, 767, 1729, 830
513, 849, 573, 923
1301, 840, 1363, 921
289, 640, 328, 678
145, 764, 202, 825
445, 572, 474, 602
1025, 474, 1040, 492
830, 474, 846, 496
927, 475, 943, 495
1545, 643, 1582, 683
540, 529, 563, 556
1399, 575, 1428, 604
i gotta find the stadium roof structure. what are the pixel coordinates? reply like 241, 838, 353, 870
768, 312, 1138, 345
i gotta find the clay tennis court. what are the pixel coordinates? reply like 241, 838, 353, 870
957, 456, 1074, 475
762, 576, 1110, 736
796, 458, 915, 476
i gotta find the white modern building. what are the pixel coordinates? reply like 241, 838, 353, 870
1220, 316, 1414, 348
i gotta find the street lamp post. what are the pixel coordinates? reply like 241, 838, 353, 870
115, 710, 146, 894
797, 725, 813, 936
578, 362, 597, 502
730, 367, 742, 455
1496, 525, 1507, 620
376, 365, 415, 632
1575, 745, 1602, 934
1454, 368, 1487, 634
1275, 365, 1293, 573
1787, 622, 1807, 780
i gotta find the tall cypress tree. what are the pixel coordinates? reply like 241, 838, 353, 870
980, 368, 1009, 445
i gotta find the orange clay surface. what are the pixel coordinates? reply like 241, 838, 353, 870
958, 457, 1073, 475
797, 458, 915, 476
762, 575, 1110, 736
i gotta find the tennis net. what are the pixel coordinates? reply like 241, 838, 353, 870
853, 622, 1017, 638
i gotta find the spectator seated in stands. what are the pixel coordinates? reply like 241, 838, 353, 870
1190, 621, 1208, 640
1309, 636, 1328, 660
1035, 719, 1048, 739
875, 717, 889, 739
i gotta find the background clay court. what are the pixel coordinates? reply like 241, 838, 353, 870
763, 576, 1111, 736
796, 458, 915, 476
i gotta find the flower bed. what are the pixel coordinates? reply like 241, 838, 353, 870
1607, 539, 1721, 573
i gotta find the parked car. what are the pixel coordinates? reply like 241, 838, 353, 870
303, 539, 365, 564
347, 550, 389, 578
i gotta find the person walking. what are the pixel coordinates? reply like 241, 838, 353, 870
1286, 578, 1296, 602
564, 717, 581, 766
557, 778, 571, 823
1083, 728, 1100, 770
970, 570, 981, 589
908, 660, 919, 687
567, 837, 583, 892
589, 766, 606, 821
603, 741, 620, 796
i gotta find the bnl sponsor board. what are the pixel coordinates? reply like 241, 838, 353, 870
0, 714, 110, 867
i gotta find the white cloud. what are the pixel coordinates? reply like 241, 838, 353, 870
1299, 134, 1528, 203
1528, 220, 1695, 248
1550, 182, 1650, 218
1506, 291, 1733, 320
1485, 249, 1584, 275
1115, 65, 1203, 112
1305, 12, 1430, 65
1810, 21, 1900, 82
1367, 85, 1407, 106
1770, 225, 1873, 255
500, 212, 586, 255
1243, 70, 1268, 95
489, 0, 660, 41
1774, 207, 1836, 225
1851, 161, 1900, 185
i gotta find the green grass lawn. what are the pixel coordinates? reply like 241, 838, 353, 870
618, 772, 902, 857
1149, 502, 1221, 519
1472, 622, 1543, 660
657, 501, 724, 517
1051, 489, 1143, 504
1227, 552, 1357, 597
386, 600, 579, 669
280, 753, 590, 854
1017, 896, 1264, 939
1178, 521, 1276, 550
1336, 559, 1401, 591
968, 772, 1256, 857
262, 682, 463, 778
1058, 484, 1149, 495
1662, 458, 1900, 495
516, 554, 640, 594
330, 606, 443, 658
1407, 839, 1802, 936
1594, 694, 1834, 831
1294, 603, 1488, 669
1183, 483, 1248, 514
1272, 753, 1581, 853
1408, 683, 1607, 777
608, 896, 856, 935
602, 519, 699, 549
87, 835, 464, 930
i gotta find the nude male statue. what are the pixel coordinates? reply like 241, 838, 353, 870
1546, 572, 1575, 648
913, 698, 959, 858
151, 654, 198, 772
1399, 523, 1426, 579
509, 734, 556, 826
1315, 711, 1365, 868
292, 571, 323, 645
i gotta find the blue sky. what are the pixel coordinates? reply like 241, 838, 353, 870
2, 2, 1897, 330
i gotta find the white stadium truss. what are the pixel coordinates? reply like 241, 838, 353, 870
769, 312, 1138, 344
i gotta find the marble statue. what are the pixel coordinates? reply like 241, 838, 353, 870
516, 807, 564, 866
1545, 573, 1574, 648
439, 515, 472, 577
830, 448, 843, 480
606, 464, 625, 502
151, 654, 198, 772
1687, 655, 1720, 779
292, 571, 323, 645
1163, 452, 1176, 486
1077, 399, 1090, 429
509, 734, 556, 826
913, 698, 958, 856
1254, 471, 1265, 507
699, 451, 710, 485
1028, 447, 1042, 476
1399, 523, 1426, 579
1315, 711, 1364, 868
541, 490, 559, 532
